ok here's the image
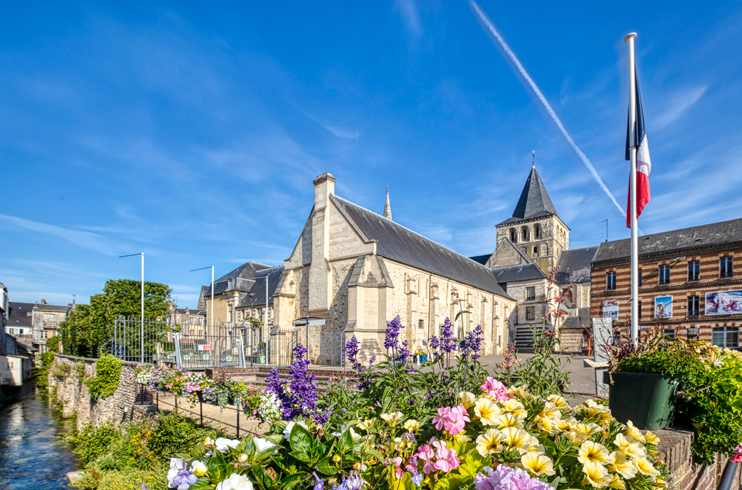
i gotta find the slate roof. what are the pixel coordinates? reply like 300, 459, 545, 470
498, 167, 559, 226
593, 218, 742, 263
175, 308, 206, 316
216, 261, 272, 282
556, 246, 598, 284
7, 302, 34, 328
35, 304, 70, 313
332, 196, 512, 299
239, 266, 284, 307
561, 307, 592, 330
491, 264, 546, 283
468, 254, 491, 266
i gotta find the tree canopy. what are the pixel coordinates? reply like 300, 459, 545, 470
60, 279, 171, 358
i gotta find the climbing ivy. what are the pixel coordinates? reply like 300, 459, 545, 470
85, 354, 122, 400
76, 361, 87, 383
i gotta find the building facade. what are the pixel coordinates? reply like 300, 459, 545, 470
271, 173, 516, 364
591, 219, 742, 346
167, 305, 207, 337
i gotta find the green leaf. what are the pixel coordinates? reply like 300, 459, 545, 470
316, 457, 338, 476
289, 424, 313, 454
207, 451, 227, 482
338, 429, 353, 454
289, 450, 313, 464
264, 434, 284, 445
188, 478, 215, 490
252, 465, 274, 489
280, 472, 310, 489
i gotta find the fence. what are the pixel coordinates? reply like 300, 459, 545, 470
110, 317, 343, 368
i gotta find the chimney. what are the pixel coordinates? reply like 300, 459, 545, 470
309, 173, 336, 314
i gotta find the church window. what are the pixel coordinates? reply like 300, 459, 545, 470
509, 228, 517, 243
526, 306, 536, 321
533, 246, 539, 257
534, 224, 541, 239
526, 287, 536, 300
521, 226, 530, 242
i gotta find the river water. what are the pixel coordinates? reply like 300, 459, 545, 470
0, 389, 80, 489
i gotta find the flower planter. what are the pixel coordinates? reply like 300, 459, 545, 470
604, 371, 678, 430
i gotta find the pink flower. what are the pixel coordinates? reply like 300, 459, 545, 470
441, 405, 470, 435
432, 407, 451, 431
390, 457, 404, 479
732, 444, 742, 463
481, 377, 511, 401
417, 444, 437, 474
405, 454, 418, 473
432, 441, 460, 473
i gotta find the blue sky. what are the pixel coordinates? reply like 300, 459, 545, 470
1, 1, 741, 306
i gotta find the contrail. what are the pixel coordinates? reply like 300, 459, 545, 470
470, 1, 626, 217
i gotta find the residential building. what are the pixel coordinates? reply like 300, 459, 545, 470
167, 304, 207, 336
6, 300, 72, 352
590, 218, 742, 346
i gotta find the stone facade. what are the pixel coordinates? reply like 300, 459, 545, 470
47, 354, 138, 430
273, 173, 516, 364
494, 214, 569, 274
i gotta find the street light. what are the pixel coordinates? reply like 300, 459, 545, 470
191, 266, 214, 336
120, 252, 144, 363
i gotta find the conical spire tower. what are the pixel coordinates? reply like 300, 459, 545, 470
383, 187, 392, 220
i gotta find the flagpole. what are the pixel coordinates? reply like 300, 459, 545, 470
625, 32, 639, 344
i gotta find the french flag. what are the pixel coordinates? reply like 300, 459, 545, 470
625, 75, 651, 228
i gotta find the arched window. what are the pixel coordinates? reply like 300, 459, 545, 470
534, 223, 541, 240
509, 228, 517, 243
521, 226, 530, 242
567, 289, 574, 304
533, 246, 539, 257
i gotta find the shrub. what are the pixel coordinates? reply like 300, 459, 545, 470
97, 467, 166, 490
68, 423, 119, 465
148, 411, 225, 458
35, 351, 56, 390
46, 335, 62, 353
85, 354, 122, 400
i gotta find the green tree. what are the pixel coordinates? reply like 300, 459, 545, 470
60, 304, 95, 357
61, 280, 172, 358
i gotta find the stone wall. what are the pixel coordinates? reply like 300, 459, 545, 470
47, 354, 139, 431
655, 428, 740, 490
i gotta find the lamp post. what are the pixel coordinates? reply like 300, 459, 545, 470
120, 253, 144, 363
191, 266, 214, 336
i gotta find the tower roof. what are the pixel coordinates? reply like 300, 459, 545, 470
383, 187, 392, 220
498, 166, 558, 226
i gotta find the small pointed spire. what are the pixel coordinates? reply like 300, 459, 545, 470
532, 150, 536, 168
383, 187, 392, 220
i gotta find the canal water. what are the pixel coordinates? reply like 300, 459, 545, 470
0, 389, 80, 489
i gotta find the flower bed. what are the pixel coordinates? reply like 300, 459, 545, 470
155, 316, 669, 490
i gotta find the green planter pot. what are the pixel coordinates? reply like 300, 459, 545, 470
604, 371, 679, 430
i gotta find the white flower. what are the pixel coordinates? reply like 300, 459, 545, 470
257, 393, 282, 422
167, 458, 185, 486
331, 425, 361, 441
253, 437, 276, 453
283, 421, 308, 440
191, 460, 207, 477
216, 473, 254, 490
215, 437, 240, 453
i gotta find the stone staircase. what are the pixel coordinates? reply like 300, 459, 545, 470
513, 324, 546, 352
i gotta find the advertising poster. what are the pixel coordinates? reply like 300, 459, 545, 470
602, 300, 619, 321
655, 296, 673, 319
705, 290, 742, 316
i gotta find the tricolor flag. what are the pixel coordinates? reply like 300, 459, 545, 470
625, 75, 651, 228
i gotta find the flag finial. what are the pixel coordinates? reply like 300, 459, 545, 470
532, 150, 536, 168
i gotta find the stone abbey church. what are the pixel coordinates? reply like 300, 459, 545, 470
200, 167, 596, 362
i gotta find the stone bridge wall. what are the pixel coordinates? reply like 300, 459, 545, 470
47, 354, 139, 431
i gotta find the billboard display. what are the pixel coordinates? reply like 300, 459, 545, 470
655, 296, 673, 319
705, 290, 742, 316
602, 300, 619, 321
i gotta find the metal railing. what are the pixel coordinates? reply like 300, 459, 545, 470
111, 317, 344, 368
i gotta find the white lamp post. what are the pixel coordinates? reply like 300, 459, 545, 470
120, 252, 144, 363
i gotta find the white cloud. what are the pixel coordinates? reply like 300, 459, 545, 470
394, 0, 422, 37
654, 86, 707, 130
0, 214, 113, 254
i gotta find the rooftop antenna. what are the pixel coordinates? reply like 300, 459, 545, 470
600, 219, 609, 242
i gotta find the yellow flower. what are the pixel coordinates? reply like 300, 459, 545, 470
614, 434, 645, 459
565, 430, 590, 447
404, 419, 422, 434
191, 460, 207, 476
475, 398, 502, 426
501, 399, 528, 418
496, 413, 524, 429
583, 461, 612, 488
357, 418, 376, 430
508, 386, 529, 399
455, 433, 472, 444
575, 423, 602, 435
536, 416, 559, 435
645, 431, 660, 445
556, 418, 576, 432
608, 474, 626, 489
501, 427, 533, 454
547, 394, 570, 410
578, 441, 611, 465
624, 421, 646, 444
608, 451, 638, 480
651, 478, 668, 489
380, 412, 404, 427
476, 429, 506, 457
521, 452, 555, 476
539, 402, 562, 420
459, 391, 477, 408
635, 457, 660, 478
